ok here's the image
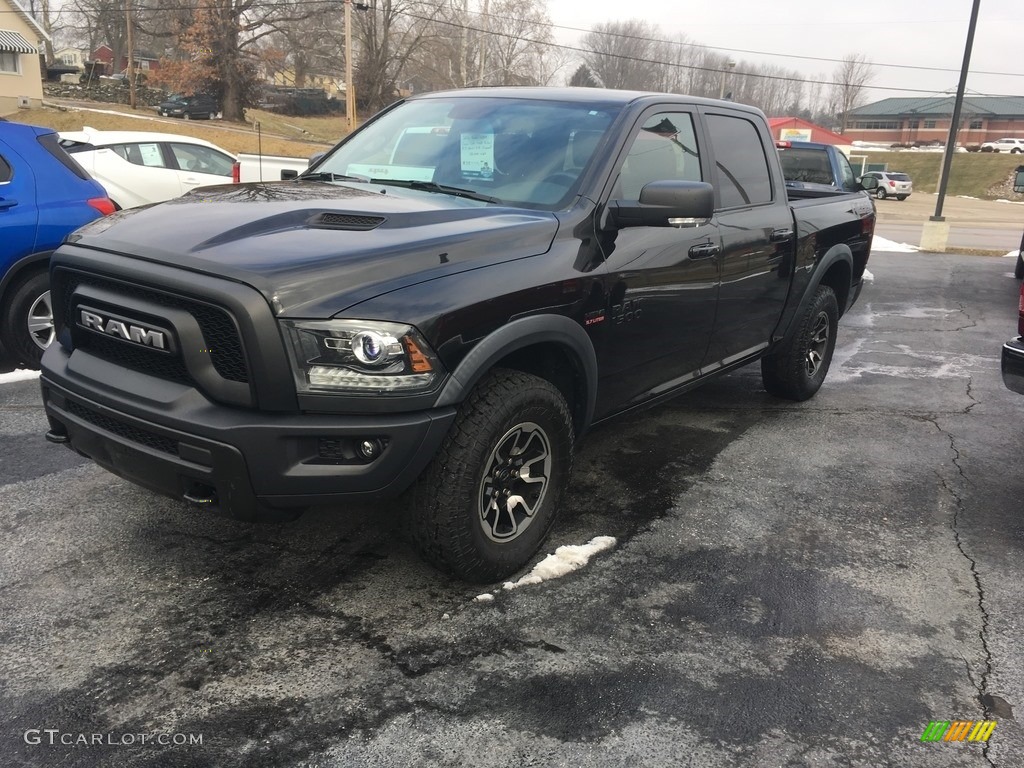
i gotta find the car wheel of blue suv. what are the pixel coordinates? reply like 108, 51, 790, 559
2, 270, 54, 369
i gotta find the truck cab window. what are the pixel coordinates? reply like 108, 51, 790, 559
615, 112, 701, 200
706, 114, 773, 207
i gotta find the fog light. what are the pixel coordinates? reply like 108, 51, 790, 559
358, 439, 382, 460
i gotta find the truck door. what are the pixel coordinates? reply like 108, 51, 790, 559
699, 110, 793, 370
595, 109, 721, 414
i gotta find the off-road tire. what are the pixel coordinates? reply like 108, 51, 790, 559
409, 369, 574, 583
1, 270, 53, 369
761, 285, 839, 401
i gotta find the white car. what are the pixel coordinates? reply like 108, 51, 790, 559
57, 128, 236, 209
981, 137, 1024, 154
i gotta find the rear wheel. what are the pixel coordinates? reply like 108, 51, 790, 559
409, 369, 574, 582
183, 112, 192, 121
1, 270, 54, 369
896, 195, 908, 201
761, 285, 839, 402
875, 187, 887, 200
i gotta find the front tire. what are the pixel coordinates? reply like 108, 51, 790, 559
1, 270, 54, 369
409, 369, 574, 582
875, 187, 887, 200
761, 285, 839, 401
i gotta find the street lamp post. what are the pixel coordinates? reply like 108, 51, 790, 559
718, 60, 736, 100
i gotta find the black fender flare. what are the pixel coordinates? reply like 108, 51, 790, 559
434, 314, 598, 434
776, 244, 853, 344
0, 251, 52, 302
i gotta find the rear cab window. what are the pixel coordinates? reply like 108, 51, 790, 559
705, 113, 773, 208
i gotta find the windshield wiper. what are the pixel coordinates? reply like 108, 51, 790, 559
297, 171, 368, 182
370, 179, 499, 204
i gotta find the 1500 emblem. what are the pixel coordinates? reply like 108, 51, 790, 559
79, 308, 168, 350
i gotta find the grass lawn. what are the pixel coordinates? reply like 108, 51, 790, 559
8, 104, 337, 158
857, 151, 1022, 199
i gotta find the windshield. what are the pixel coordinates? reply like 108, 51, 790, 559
311, 96, 620, 210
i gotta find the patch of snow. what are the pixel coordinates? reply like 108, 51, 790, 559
502, 536, 616, 590
473, 593, 495, 603
0, 369, 40, 384
956, 195, 980, 200
996, 199, 1024, 205
872, 236, 919, 253
1004, 250, 1021, 259
862, 269, 874, 282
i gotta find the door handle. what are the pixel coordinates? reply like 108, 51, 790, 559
688, 243, 720, 259
770, 228, 794, 242
0, 198, 18, 210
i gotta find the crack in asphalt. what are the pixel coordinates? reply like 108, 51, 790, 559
925, 416, 997, 768
965, 376, 980, 414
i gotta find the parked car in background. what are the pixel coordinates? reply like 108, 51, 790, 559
157, 94, 221, 120
0, 121, 114, 370
861, 171, 913, 200
981, 138, 1024, 154
58, 128, 236, 209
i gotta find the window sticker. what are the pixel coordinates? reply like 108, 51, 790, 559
138, 143, 164, 167
460, 133, 495, 179
346, 163, 435, 182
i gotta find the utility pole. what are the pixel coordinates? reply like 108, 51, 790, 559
476, 0, 489, 85
124, 0, 136, 109
345, 0, 355, 132
931, 0, 982, 223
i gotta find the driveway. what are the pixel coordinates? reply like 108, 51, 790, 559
1, 251, 1023, 766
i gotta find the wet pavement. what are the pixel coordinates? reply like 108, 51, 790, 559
2, 251, 1024, 766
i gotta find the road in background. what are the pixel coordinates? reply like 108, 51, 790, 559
874, 193, 1023, 251
2, 252, 1024, 766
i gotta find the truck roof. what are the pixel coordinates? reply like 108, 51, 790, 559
409, 86, 766, 117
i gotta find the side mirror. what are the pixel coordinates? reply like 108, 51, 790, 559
280, 169, 299, 180
858, 175, 879, 191
308, 151, 326, 168
608, 180, 715, 229
1014, 166, 1024, 194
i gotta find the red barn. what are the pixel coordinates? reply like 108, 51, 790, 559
768, 117, 850, 146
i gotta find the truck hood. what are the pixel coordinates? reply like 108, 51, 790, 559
71, 181, 560, 317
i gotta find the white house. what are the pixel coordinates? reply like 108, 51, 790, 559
0, 0, 48, 114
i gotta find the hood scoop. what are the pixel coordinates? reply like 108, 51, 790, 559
309, 212, 386, 231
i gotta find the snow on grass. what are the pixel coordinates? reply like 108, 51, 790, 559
872, 236, 919, 253
863, 269, 874, 282
502, 536, 616, 591
473, 593, 495, 603
1004, 250, 1021, 258
996, 199, 1024, 205
0, 369, 40, 384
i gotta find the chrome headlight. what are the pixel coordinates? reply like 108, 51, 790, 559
282, 319, 443, 394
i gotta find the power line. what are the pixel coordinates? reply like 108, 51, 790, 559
394, 9, 1024, 98
7, 1, 1024, 96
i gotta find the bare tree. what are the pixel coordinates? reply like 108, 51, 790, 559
580, 19, 661, 91
831, 54, 874, 133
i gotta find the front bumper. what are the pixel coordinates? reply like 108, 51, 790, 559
41, 347, 457, 521
1002, 338, 1024, 396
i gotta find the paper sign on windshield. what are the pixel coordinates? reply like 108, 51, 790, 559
346, 164, 435, 182
460, 133, 494, 179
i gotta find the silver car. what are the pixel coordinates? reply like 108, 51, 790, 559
863, 171, 913, 201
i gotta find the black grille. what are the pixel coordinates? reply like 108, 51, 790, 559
311, 213, 385, 231
65, 400, 180, 456
59, 273, 249, 384
80, 333, 192, 384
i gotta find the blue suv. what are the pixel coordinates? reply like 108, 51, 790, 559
0, 120, 114, 370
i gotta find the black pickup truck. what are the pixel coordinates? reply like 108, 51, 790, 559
41, 88, 877, 581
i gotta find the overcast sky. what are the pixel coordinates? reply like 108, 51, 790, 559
547, 0, 1023, 102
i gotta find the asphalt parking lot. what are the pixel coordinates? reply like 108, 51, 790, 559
2, 250, 1024, 767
